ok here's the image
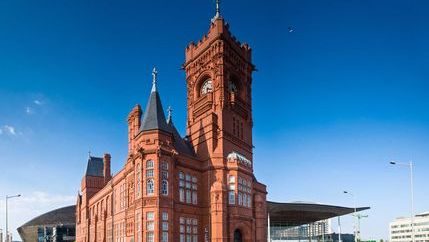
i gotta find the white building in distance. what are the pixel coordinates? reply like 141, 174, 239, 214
390, 212, 429, 242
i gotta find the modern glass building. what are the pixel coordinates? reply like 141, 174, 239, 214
17, 205, 76, 242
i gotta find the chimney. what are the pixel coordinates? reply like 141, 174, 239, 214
103, 153, 112, 183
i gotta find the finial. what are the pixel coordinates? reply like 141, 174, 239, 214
167, 106, 173, 123
215, 0, 220, 18
212, 0, 221, 22
88, 150, 91, 159
151, 67, 158, 92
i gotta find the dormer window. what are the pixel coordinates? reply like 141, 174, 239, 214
200, 78, 213, 95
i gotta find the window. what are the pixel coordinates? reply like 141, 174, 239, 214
146, 160, 155, 196
228, 80, 238, 93
179, 172, 185, 202
136, 213, 141, 242
161, 161, 168, 170
146, 169, 154, 178
147, 179, 154, 195
228, 175, 236, 205
119, 183, 127, 210
146, 160, 154, 177
115, 221, 125, 242
136, 164, 141, 198
179, 172, 197, 204
200, 78, 213, 95
146, 212, 154, 242
162, 211, 168, 242
180, 217, 198, 242
238, 177, 252, 208
162, 180, 168, 195
161, 161, 168, 196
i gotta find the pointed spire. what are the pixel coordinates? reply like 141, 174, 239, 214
151, 67, 158, 92
140, 68, 171, 133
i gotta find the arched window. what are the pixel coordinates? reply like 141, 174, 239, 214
146, 160, 154, 169
147, 179, 154, 195
161, 161, 168, 196
136, 163, 141, 198
161, 180, 168, 195
234, 229, 243, 242
200, 78, 213, 95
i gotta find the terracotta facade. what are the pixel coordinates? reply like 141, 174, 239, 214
76, 16, 267, 242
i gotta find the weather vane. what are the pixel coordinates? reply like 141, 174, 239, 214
151, 67, 158, 92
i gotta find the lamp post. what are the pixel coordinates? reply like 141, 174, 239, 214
5, 194, 21, 242
390, 160, 415, 242
343, 191, 358, 242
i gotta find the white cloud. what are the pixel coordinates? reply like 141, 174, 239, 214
1, 125, 17, 136
25, 106, 33, 114
34, 99, 43, 105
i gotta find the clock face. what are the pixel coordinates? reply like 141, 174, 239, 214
200, 78, 213, 95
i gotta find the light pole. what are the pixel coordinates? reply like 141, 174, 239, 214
343, 191, 358, 242
390, 160, 415, 242
5, 194, 21, 242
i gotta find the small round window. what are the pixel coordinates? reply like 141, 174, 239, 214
200, 78, 213, 95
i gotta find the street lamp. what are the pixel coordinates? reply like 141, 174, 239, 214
5, 194, 21, 242
343, 191, 358, 242
390, 160, 415, 242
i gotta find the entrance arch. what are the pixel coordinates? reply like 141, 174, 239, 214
234, 229, 243, 242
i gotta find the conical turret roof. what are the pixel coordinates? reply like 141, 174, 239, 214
140, 68, 171, 133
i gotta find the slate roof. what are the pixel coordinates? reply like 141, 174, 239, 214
139, 73, 195, 156
85, 156, 104, 177
167, 117, 195, 156
139, 88, 171, 133
18, 205, 76, 227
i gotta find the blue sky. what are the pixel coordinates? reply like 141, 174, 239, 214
0, 0, 428, 240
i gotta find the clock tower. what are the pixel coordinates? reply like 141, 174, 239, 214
184, 16, 254, 163
184, 8, 267, 242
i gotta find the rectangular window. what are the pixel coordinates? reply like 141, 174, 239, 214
162, 212, 168, 221
146, 169, 154, 178
146, 232, 154, 242
162, 232, 168, 242
180, 217, 198, 242
179, 172, 198, 205
146, 221, 154, 231
228, 191, 235, 205
179, 188, 185, 202
161, 211, 168, 242
186, 190, 191, 203
162, 221, 169, 231
192, 191, 198, 205
136, 213, 141, 242
162, 171, 168, 179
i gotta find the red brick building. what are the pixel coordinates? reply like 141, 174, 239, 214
76, 11, 268, 242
